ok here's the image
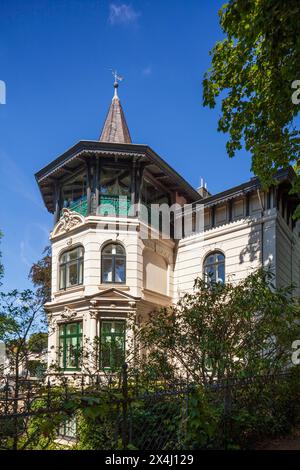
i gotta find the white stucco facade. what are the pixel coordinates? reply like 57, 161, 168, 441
43, 185, 300, 374
35, 87, 300, 375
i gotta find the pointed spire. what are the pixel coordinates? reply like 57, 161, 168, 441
99, 71, 132, 144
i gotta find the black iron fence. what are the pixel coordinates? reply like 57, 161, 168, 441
0, 367, 298, 450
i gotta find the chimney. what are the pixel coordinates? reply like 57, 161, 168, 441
197, 178, 211, 198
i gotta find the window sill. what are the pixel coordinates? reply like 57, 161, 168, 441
53, 370, 82, 374
53, 285, 85, 298
98, 284, 129, 291
55, 437, 77, 447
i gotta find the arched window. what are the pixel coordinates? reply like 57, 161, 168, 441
203, 251, 225, 284
59, 246, 84, 290
101, 243, 126, 284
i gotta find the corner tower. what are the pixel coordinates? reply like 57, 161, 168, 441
35, 77, 199, 376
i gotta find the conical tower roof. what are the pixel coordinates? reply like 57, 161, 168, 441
99, 81, 132, 144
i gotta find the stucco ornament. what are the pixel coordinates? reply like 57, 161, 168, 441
48, 315, 57, 333
51, 208, 85, 238
61, 306, 77, 320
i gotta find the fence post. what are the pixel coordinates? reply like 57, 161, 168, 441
121, 363, 129, 449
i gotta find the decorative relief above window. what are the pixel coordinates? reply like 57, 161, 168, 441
51, 208, 85, 239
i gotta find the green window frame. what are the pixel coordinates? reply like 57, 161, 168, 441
100, 320, 126, 371
59, 322, 83, 371
58, 415, 77, 440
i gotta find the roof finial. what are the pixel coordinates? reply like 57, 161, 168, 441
110, 69, 123, 99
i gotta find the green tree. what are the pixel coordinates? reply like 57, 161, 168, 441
136, 270, 300, 383
0, 289, 45, 448
203, 0, 300, 190
29, 246, 51, 304
27, 332, 48, 353
0, 289, 44, 363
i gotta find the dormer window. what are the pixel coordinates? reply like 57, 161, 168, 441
59, 246, 84, 290
101, 243, 126, 284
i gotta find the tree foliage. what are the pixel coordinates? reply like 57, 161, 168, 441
27, 332, 48, 353
0, 289, 45, 380
29, 246, 51, 304
203, 0, 300, 189
137, 270, 300, 383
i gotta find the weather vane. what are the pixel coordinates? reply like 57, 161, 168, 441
111, 69, 123, 84
109, 69, 123, 98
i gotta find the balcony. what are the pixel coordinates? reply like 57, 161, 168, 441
98, 195, 132, 217
63, 196, 88, 217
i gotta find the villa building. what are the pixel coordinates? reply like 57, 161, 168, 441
35, 80, 300, 374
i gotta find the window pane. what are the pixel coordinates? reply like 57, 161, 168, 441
206, 255, 214, 265
65, 416, 77, 438
205, 266, 216, 282
78, 259, 83, 284
100, 168, 131, 196
102, 258, 113, 282
102, 321, 112, 333
100, 321, 125, 369
59, 265, 66, 289
59, 338, 64, 368
100, 167, 118, 195
103, 244, 113, 254
114, 322, 125, 334
113, 335, 125, 369
217, 263, 225, 283
59, 323, 82, 370
61, 253, 67, 263
101, 335, 112, 368
65, 336, 78, 368
77, 336, 82, 366
204, 252, 225, 284
67, 262, 78, 287
60, 248, 83, 289
118, 172, 131, 196
115, 245, 125, 255
62, 173, 87, 204
115, 258, 125, 283
69, 249, 79, 261
65, 323, 78, 336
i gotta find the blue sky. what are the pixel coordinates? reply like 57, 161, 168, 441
0, 0, 254, 292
